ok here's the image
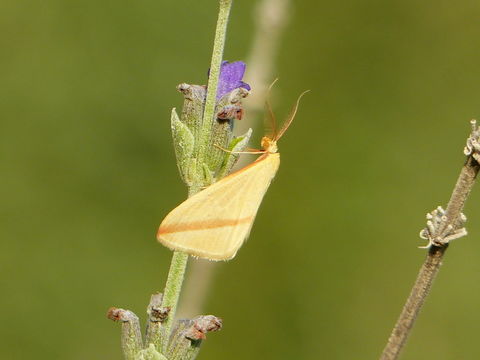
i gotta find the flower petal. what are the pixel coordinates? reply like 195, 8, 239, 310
215, 61, 251, 100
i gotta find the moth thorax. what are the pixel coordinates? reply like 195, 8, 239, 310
261, 136, 278, 153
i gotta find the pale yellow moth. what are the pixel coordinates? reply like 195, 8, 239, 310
157, 91, 307, 261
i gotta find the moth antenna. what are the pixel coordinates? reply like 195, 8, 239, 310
276, 89, 310, 141
265, 78, 279, 139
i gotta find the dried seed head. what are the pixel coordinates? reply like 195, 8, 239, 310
183, 315, 223, 341
107, 307, 138, 322
464, 119, 480, 162
147, 293, 171, 323
419, 206, 468, 248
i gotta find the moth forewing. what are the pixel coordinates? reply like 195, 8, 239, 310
157, 153, 280, 260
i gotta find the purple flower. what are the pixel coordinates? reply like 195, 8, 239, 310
214, 61, 251, 100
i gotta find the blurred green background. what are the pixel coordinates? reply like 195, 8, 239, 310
2, 0, 480, 359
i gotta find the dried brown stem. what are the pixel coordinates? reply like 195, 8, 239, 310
380, 155, 480, 360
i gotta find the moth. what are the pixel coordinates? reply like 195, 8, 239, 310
157, 90, 308, 260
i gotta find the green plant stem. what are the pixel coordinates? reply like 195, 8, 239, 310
161, 251, 189, 352
197, 0, 233, 167
161, 0, 233, 353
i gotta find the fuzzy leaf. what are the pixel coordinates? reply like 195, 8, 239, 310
217, 128, 253, 179
171, 108, 195, 185
135, 344, 167, 360
202, 162, 214, 186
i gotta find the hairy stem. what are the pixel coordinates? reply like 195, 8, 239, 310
161, 0, 233, 352
197, 0, 233, 167
161, 251, 189, 352
380, 155, 480, 360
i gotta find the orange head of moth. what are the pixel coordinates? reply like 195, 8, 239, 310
260, 136, 278, 154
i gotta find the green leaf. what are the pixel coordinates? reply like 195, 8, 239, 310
171, 108, 195, 185
217, 128, 252, 179
135, 344, 168, 360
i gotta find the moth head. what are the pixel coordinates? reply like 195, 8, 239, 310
261, 136, 278, 154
